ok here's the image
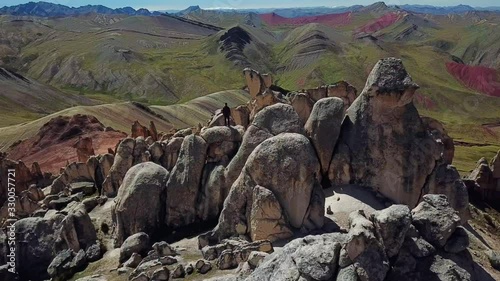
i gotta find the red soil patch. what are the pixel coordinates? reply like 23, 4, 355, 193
356, 12, 402, 34
414, 93, 436, 110
7, 114, 127, 174
260, 12, 352, 27
446, 62, 500, 97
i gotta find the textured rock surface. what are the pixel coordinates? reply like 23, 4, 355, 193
372, 205, 412, 258
304, 97, 345, 175
102, 138, 136, 197
165, 135, 207, 228
222, 104, 303, 208
411, 195, 461, 247
206, 133, 321, 242
15, 214, 65, 280
249, 186, 293, 242
246, 233, 345, 281
425, 164, 469, 222
112, 162, 169, 246
329, 58, 444, 209
119, 232, 150, 263
48, 249, 87, 281
345, 210, 389, 281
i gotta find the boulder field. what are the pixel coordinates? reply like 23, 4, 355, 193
1, 57, 496, 281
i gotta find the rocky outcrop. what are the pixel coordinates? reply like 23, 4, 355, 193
131, 120, 159, 141
14, 214, 65, 280
327, 81, 358, 111
48, 249, 88, 281
421, 117, 454, 165
222, 104, 303, 202
305, 81, 357, 109
328, 58, 467, 218
231, 105, 251, 128
112, 162, 169, 246
247, 233, 345, 281
0, 155, 43, 212
199, 238, 273, 269
163, 137, 184, 171
424, 164, 469, 221
249, 186, 293, 242
289, 92, 314, 125
165, 135, 207, 228
467, 152, 500, 204
304, 97, 345, 176
119, 232, 150, 263
59, 202, 99, 252
102, 137, 150, 197
242, 68, 290, 121
246, 195, 474, 281
74, 137, 95, 163
412, 194, 461, 248
202, 133, 322, 244
51, 161, 96, 195
243, 68, 267, 99
14, 201, 98, 281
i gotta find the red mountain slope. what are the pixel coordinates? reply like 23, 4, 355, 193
446, 62, 500, 97
357, 12, 403, 34
260, 12, 352, 27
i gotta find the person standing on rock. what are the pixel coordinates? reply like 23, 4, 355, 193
222, 103, 231, 126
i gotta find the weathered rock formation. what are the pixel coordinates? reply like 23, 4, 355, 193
305, 81, 358, 109
328, 58, 468, 218
246, 195, 475, 281
201, 132, 322, 244
112, 162, 169, 246
102, 137, 150, 197
467, 151, 500, 204
74, 137, 95, 163
14, 201, 99, 281
0, 154, 47, 223
131, 120, 159, 141
2, 58, 481, 281
304, 97, 345, 176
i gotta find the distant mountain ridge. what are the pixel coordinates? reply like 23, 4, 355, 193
175, 2, 500, 17
0, 1, 162, 17
2, 2, 500, 18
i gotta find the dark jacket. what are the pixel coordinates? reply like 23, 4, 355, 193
222, 105, 231, 117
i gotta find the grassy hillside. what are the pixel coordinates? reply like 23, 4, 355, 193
0, 90, 250, 152
0, 7, 499, 173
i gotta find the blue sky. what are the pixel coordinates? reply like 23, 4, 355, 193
2, 0, 499, 11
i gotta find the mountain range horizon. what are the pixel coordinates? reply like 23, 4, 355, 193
1, 1, 500, 15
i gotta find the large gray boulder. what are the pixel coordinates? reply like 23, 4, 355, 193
165, 135, 207, 228
47, 249, 87, 281
112, 162, 170, 246
246, 233, 345, 281
102, 138, 135, 197
304, 97, 345, 175
119, 232, 150, 263
223, 103, 303, 191
424, 164, 469, 222
249, 185, 293, 242
14, 214, 65, 280
345, 210, 389, 281
329, 58, 441, 208
372, 205, 412, 258
162, 137, 184, 171
205, 133, 321, 243
59, 202, 98, 252
411, 194, 461, 248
